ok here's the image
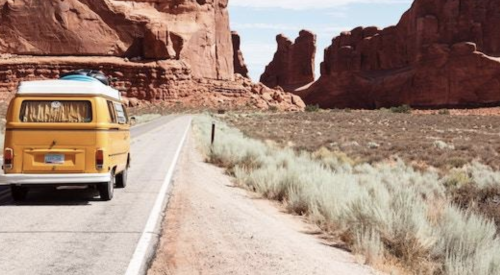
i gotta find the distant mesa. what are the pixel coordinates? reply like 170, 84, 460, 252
301, 0, 500, 109
260, 30, 317, 91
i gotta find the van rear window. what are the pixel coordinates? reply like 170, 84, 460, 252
20, 100, 92, 123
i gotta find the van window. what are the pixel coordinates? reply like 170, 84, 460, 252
20, 100, 92, 123
107, 101, 117, 123
113, 103, 127, 124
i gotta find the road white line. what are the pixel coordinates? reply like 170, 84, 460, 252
125, 117, 192, 275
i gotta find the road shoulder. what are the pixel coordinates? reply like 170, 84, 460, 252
147, 134, 375, 275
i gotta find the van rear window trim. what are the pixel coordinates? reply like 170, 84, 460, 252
19, 100, 93, 123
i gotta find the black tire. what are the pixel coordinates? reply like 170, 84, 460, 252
116, 167, 128, 189
98, 171, 115, 201
11, 186, 29, 201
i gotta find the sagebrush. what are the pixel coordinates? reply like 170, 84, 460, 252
193, 115, 500, 275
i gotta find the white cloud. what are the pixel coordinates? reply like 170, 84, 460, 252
240, 43, 276, 66
325, 11, 348, 18
230, 0, 411, 10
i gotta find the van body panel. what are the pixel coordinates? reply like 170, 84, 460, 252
2, 92, 130, 184
23, 149, 86, 173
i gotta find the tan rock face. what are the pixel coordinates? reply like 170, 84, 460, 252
231, 31, 249, 78
304, 0, 500, 109
260, 30, 316, 91
0, 0, 234, 80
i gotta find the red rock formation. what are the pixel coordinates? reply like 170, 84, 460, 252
0, 0, 306, 111
0, 0, 234, 80
303, 0, 500, 109
0, 56, 304, 111
231, 31, 249, 78
260, 30, 316, 90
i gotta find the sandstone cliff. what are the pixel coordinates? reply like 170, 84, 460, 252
260, 30, 316, 91
0, 0, 233, 80
0, 56, 304, 111
0, 0, 305, 111
231, 31, 249, 78
303, 0, 500, 109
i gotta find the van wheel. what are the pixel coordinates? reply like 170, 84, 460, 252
11, 186, 29, 201
99, 172, 115, 201
116, 167, 128, 189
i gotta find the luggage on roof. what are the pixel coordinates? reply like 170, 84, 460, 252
60, 69, 110, 86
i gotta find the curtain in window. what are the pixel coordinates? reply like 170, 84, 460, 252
21, 101, 92, 123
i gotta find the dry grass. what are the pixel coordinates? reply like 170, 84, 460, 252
193, 114, 500, 275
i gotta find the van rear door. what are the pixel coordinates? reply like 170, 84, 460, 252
14, 100, 96, 174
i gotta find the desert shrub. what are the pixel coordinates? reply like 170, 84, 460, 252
434, 140, 455, 150
269, 105, 279, 112
193, 115, 500, 274
367, 142, 380, 149
390, 105, 412, 114
311, 147, 354, 173
447, 157, 468, 169
433, 206, 500, 275
353, 229, 384, 265
444, 162, 500, 228
305, 104, 320, 112
442, 170, 471, 189
438, 109, 451, 115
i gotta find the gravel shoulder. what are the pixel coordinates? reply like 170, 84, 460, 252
147, 133, 374, 275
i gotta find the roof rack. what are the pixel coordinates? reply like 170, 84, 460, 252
60, 69, 110, 86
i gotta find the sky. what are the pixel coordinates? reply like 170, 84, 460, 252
228, 0, 413, 81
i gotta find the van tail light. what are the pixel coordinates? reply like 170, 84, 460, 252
4, 148, 13, 170
96, 149, 104, 170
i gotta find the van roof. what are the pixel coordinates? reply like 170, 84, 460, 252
17, 78, 121, 101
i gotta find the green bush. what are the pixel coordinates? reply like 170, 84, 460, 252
305, 104, 320, 112
268, 105, 279, 112
439, 109, 451, 115
390, 104, 412, 114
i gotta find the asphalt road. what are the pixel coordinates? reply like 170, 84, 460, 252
0, 115, 192, 275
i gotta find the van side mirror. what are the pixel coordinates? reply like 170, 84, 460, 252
130, 117, 137, 126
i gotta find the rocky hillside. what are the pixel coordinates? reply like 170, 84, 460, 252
301, 0, 500, 109
0, 0, 304, 111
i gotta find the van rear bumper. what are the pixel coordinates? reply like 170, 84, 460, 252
0, 173, 111, 185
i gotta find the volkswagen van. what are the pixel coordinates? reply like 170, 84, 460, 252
0, 72, 131, 201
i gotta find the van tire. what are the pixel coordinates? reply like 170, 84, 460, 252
116, 167, 128, 188
99, 172, 115, 201
11, 186, 29, 201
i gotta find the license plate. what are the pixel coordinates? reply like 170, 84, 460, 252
45, 154, 65, 164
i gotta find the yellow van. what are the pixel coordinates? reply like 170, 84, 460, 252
0, 72, 131, 201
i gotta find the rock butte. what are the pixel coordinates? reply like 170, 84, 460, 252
0, 0, 304, 111
261, 30, 317, 91
299, 0, 500, 109
231, 31, 249, 78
